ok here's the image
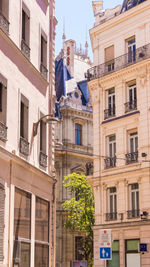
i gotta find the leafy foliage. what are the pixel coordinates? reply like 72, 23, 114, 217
62, 173, 94, 266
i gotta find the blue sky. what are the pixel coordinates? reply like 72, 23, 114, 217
55, 0, 123, 60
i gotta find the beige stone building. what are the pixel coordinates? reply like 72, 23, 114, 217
0, 0, 57, 266
87, 0, 150, 266
55, 39, 93, 267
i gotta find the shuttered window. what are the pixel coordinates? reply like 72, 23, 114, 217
0, 184, 5, 262
105, 45, 114, 63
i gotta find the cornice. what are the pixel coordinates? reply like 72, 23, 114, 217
0, 145, 55, 183
90, 0, 150, 40
60, 107, 93, 119
0, 29, 49, 87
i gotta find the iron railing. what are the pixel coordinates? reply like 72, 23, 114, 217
127, 209, 140, 219
20, 137, 29, 156
0, 121, 7, 141
0, 12, 9, 35
21, 39, 30, 60
106, 212, 117, 221
86, 43, 150, 81
40, 63, 48, 80
125, 100, 137, 113
104, 156, 116, 169
125, 151, 138, 164
104, 107, 115, 120
39, 151, 47, 168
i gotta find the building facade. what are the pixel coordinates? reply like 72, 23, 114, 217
55, 39, 93, 267
87, 0, 150, 266
0, 0, 56, 267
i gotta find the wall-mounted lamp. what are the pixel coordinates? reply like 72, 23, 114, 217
33, 114, 59, 137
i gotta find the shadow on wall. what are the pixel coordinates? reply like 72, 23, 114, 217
0, 35, 47, 96
36, 0, 48, 14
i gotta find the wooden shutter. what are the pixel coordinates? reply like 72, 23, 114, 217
105, 45, 114, 62
0, 184, 5, 262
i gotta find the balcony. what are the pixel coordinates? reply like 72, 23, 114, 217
104, 107, 115, 120
21, 39, 30, 60
125, 100, 137, 113
0, 12, 9, 35
20, 137, 29, 156
127, 209, 140, 219
125, 151, 138, 164
104, 156, 116, 169
86, 43, 150, 81
0, 121, 7, 141
39, 151, 47, 168
106, 212, 117, 221
40, 63, 48, 80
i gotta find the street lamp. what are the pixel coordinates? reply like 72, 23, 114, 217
33, 114, 59, 137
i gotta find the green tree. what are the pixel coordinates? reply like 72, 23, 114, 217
62, 173, 94, 266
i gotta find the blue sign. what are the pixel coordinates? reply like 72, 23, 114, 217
100, 247, 111, 260
139, 243, 147, 252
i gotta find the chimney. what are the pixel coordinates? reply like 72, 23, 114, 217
92, 1, 103, 16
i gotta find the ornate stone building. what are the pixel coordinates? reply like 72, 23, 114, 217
55, 38, 93, 267
0, 0, 57, 266
87, 0, 150, 266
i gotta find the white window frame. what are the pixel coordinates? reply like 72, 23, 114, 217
128, 132, 138, 153
108, 135, 116, 158
129, 183, 139, 211
108, 187, 117, 214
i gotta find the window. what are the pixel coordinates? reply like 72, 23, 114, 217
104, 89, 115, 119
125, 83, 137, 112
39, 118, 47, 168
107, 241, 119, 267
104, 135, 116, 169
13, 188, 31, 267
0, 0, 9, 35
125, 239, 140, 267
0, 80, 7, 141
75, 236, 84, 261
75, 123, 82, 145
128, 183, 140, 219
21, 7, 30, 59
106, 187, 117, 221
126, 37, 136, 63
35, 197, 49, 267
126, 132, 138, 164
20, 95, 29, 156
40, 34, 48, 79
105, 45, 114, 72
0, 183, 5, 262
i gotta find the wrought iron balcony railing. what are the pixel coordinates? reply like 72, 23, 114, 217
125, 151, 138, 164
106, 212, 117, 221
0, 12, 9, 35
40, 63, 48, 80
125, 100, 137, 113
20, 137, 29, 156
127, 209, 140, 219
0, 121, 7, 141
86, 43, 150, 81
104, 107, 115, 120
21, 39, 30, 60
39, 151, 47, 168
104, 156, 116, 169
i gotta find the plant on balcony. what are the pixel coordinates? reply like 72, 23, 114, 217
62, 173, 94, 267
